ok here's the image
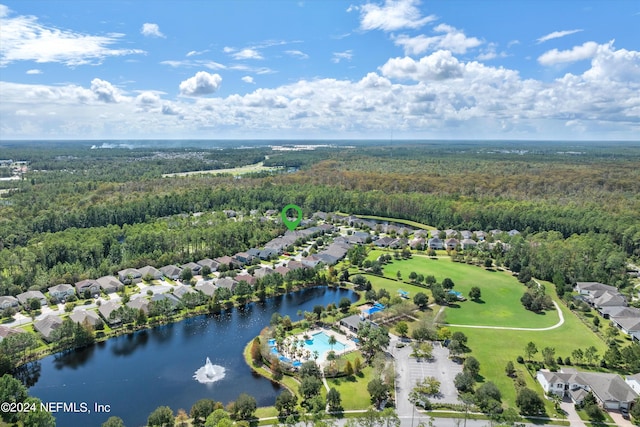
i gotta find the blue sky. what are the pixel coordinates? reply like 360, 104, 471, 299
0, 0, 638, 140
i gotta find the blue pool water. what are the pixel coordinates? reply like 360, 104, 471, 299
303, 331, 346, 356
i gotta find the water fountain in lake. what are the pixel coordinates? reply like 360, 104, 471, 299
193, 357, 225, 384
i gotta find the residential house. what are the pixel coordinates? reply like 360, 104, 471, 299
48, 284, 75, 302
461, 238, 478, 250
460, 230, 472, 239
389, 238, 408, 249
34, 315, 63, 342
247, 248, 262, 259
626, 373, 640, 394
173, 285, 196, 300
117, 268, 142, 285
445, 238, 460, 251
444, 229, 457, 238
410, 237, 425, 250
234, 252, 253, 265
96, 276, 123, 294
216, 277, 238, 292
160, 265, 182, 280
264, 209, 278, 216
197, 258, 219, 272
180, 262, 202, 275
537, 369, 638, 410
16, 290, 47, 307
430, 229, 441, 238
258, 248, 279, 260
69, 309, 103, 328
127, 297, 150, 314
99, 300, 123, 325
287, 261, 305, 271
254, 266, 274, 279
274, 266, 290, 276
0, 295, 19, 309
576, 282, 618, 295
236, 274, 257, 286
374, 236, 396, 248
194, 281, 216, 297
475, 231, 486, 241
428, 237, 444, 250
151, 293, 181, 310
0, 325, 22, 342
611, 317, 640, 335
508, 229, 521, 236
600, 306, 640, 320
75, 279, 101, 296
139, 265, 163, 280
302, 255, 323, 268
214, 256, 237, 269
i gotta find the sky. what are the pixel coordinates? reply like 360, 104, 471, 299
0, 0, 639, 141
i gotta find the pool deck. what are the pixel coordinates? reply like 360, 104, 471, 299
273, 327, 357, 365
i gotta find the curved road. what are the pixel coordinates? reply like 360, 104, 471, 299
441, 300, 565, 331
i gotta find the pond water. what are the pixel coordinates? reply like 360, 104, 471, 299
27, 287, 358, 427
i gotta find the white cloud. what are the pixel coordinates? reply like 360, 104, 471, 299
161, 59, 226, 70
26, 69, 42, 74
231, 48, 263, 60
536, 29, 582, 44
380, 50, 464, 80
0, 8, 144, 66
1, 43, 639, 140
538, 41, 599, 65
393, 24, 482, 55
242, 76, 255, 84
349, 0, 436, 31
332, 50, 353, 63
90, 78, 121, 103
186, 49, 208, 57
285, 50, 309, 59
141, 23, 165, 38
179, 71, 222, 96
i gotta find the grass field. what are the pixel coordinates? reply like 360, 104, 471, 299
326, 365, 375, 410
368, 251, 559, 328
338, 213, 436, 231
162, 161, 282, 177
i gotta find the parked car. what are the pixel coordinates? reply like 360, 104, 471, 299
621, 408, 629, 419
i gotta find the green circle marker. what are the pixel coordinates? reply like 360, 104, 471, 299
281, 204, 303, 231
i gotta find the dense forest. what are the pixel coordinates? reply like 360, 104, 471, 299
0, 140, 638, 296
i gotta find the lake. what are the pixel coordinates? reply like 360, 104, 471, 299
28, 287, 358, 427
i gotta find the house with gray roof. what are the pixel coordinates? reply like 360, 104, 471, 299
173, 285, 196, 300
118, 268, 142, 284
428, 237, 444, 250
216, 277, 238, 292
126, 297, 149, 314
70, 309, 103, 328
254, 266, 274, 279
445, 238, 460, 251
626, 373, 640, 394
537, 369, 638, 410
160, 265, 182, 280
195, 281, 216, 297
461, 238, 478, 250
339, 314, 377, 333
48, 284, 75, 302
611, 316, 640, 335
197, 258, 219, 272
139, 265, 163, 280
0, 325, 22, 342
180, 262, 202, 275
98, 300, 122, 325
96, 276, 123, 294
16, 290, 47, 307
151, 293, 181, 310
34, 315, 63, 342
0, 296, 19, 309
75, 279, 100, 296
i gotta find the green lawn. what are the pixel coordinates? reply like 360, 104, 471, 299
326, 365, 375, 410
369, 252, 559, 329
451, 292, 608, 411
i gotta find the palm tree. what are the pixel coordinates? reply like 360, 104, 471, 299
328, 334, 337, 352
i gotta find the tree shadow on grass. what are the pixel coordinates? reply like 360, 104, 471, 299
447, 303, 461, 309
471, 298, 486, 304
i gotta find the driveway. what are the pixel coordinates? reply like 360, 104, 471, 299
609, 410, 633, 427
559, 399, 586, 427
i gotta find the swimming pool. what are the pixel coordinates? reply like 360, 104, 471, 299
303, 331, 346, 356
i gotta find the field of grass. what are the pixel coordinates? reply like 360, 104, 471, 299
162, 161, 282, 177
326, 365, 375, 410
343, 214, 436, 231
368, 251, 559, 329
451, 291, 608, 411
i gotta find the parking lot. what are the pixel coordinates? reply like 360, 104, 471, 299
393, 338, 463, 418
